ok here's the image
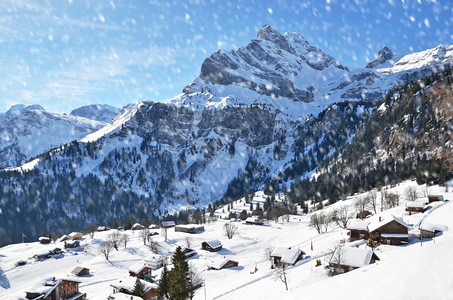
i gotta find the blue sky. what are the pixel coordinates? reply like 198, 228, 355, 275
0, 0, 451, 113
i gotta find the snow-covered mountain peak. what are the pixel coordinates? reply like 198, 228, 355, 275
256, 24, 295, 54
378, 44, 453, 74
366, 46, 397, 69
70, 104, 121, 123
6, 104, 45, 116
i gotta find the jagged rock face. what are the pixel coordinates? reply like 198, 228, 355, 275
366, 46, 396, 68
197, 25, 351, 103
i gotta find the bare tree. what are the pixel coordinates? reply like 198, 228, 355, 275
224, 223, 238, 239
264, 245, 275, 267
310, 212, 323, 234
331, 206, 351, 229
99, 241, 113, 260
320, 212, 329, 232
86, 223, 98, 239
385, 191, 400, 208
404, 186, 420, 202
329, 243, 345, 275
108, 231, 122, 250
148, 237, 160, 253
188, 264, 203, 299
121, 233, 130, 249
185, 236, 193, 248
354, 197, 368, 219
140, 228, 150, 245
274, 265, 288, 290
366, 190, 378, 214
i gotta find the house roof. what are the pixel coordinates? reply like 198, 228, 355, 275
271, 247, 305, 265
162, 221, 176, 227
71, 266, 89, 275
204, 240, 222, 249
128, 263, 152, 274
209, 259, 238, 270
110, 277, 157, 293
420, 223, 447, 233
175, 224, 204, 230
406, 201, 426, 208
145, 253, 165, 264
335, 246, 378, 268
27, 278, 81, 299
245, 216, 263, 223
347, 219, 370, 231
68, 232, 83, 238
368, 215, 410, 233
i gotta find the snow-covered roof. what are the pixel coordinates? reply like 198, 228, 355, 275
162, 221, 176, 227
204, 240, 222, 249
128, 263, 148, 274
145, 253, 166, 264
68, 232, 83, 238
245, 216, 263, 223
110, 277, 157, 293
209, 259, 238, 270
335, 246, 378, 268
420, 223, 447, 233
406, 201, 426, 208
368, 215, 410, 233
271, 247, 304, 265
347, 219, 370, 231
380, 233, 409, 238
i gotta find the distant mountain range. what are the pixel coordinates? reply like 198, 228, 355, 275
0, 25, 451, 245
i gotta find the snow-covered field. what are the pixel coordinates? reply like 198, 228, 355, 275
1, 180, 452, 299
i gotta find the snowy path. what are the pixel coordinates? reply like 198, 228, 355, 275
414, 201, 449, 228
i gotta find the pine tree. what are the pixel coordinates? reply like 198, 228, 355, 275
132, 278, 146, 298
168, 246, 192, 300
157, 264, 170, 300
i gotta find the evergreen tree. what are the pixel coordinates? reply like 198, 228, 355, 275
157, 264, 170, 300
168, 246, 191, 300
132, 278, 146, 298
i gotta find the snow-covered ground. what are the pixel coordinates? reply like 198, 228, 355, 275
0, 180, 452, 299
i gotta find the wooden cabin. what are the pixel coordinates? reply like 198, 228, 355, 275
419, 223, 447, 239
245, 216, 264, 225
347, 219, 370, 241
110, 277, 158, 300
65, 240, 81, 249
68, 232, 83, 240
129, 264, 153, 280
201, 240, 222, 252
181, 247, 197, 259
72, 266, 90, 277
161, 221, 176, 228
330, 246, 379, 275
38, 236, 51, 244
406, 201, 426, 214
368, 215, 410, 245
25, 278, 86, 300
144, 254, 167, 270
270, 247, 305, 268
208, 259, 239, 270
427, 194, 444, 203
175, 224, 204, 234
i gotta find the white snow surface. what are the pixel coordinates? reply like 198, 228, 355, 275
1, 181, 452, 299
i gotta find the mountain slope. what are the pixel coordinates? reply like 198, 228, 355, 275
70, 104, 121, 123
0, 26, 451, 245
0, 104, 116, 168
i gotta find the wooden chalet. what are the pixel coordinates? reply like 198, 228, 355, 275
148, 224, 159, 229
208, 259, 239, 270
406, 201, 426, 214
33, 248, 64, 260
427, 194, 444, 203
181, 247, 197, 259
71, 266, 90, 277
144, 254, 167, 270
64, 240, 80, 249
175, 224, 205, 234
128, 264, 153, 279
347, 219, 369, 241
97, 226, 109, 232
110, 277, 158, 300
270, 247, 305, 268
356, 210, 373, 220
38, 236, 51, 244
330, 246, 379, 275
245, 216, 264, 225
68, 232, 83, 240
161, 221, 176, 228
131, 223, 145, 230
368, 215, 410, 245
108, 293, 143, 300
25, 278, 86, 300
419, 223, 447, 239
201, 240, 222, 252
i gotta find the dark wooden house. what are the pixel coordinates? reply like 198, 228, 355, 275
330, 246, 379, 275
110, 277, 158, 300
38, 236, 51, 244
175, 224, 204, 234
71, 266, 90, 276
270, 247, 305, 268
65, 240, 81, 249
208, 259, 239, 270
245, 216, 264, 225
129, 264, 153, 279
347, 219, 370, 241
25, 278, 86, 300
406, 201, 426, 214
427, 194, 444, 203
201, 240, 222, 252
368, 215, 410, 245
181, 247, 197, 259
